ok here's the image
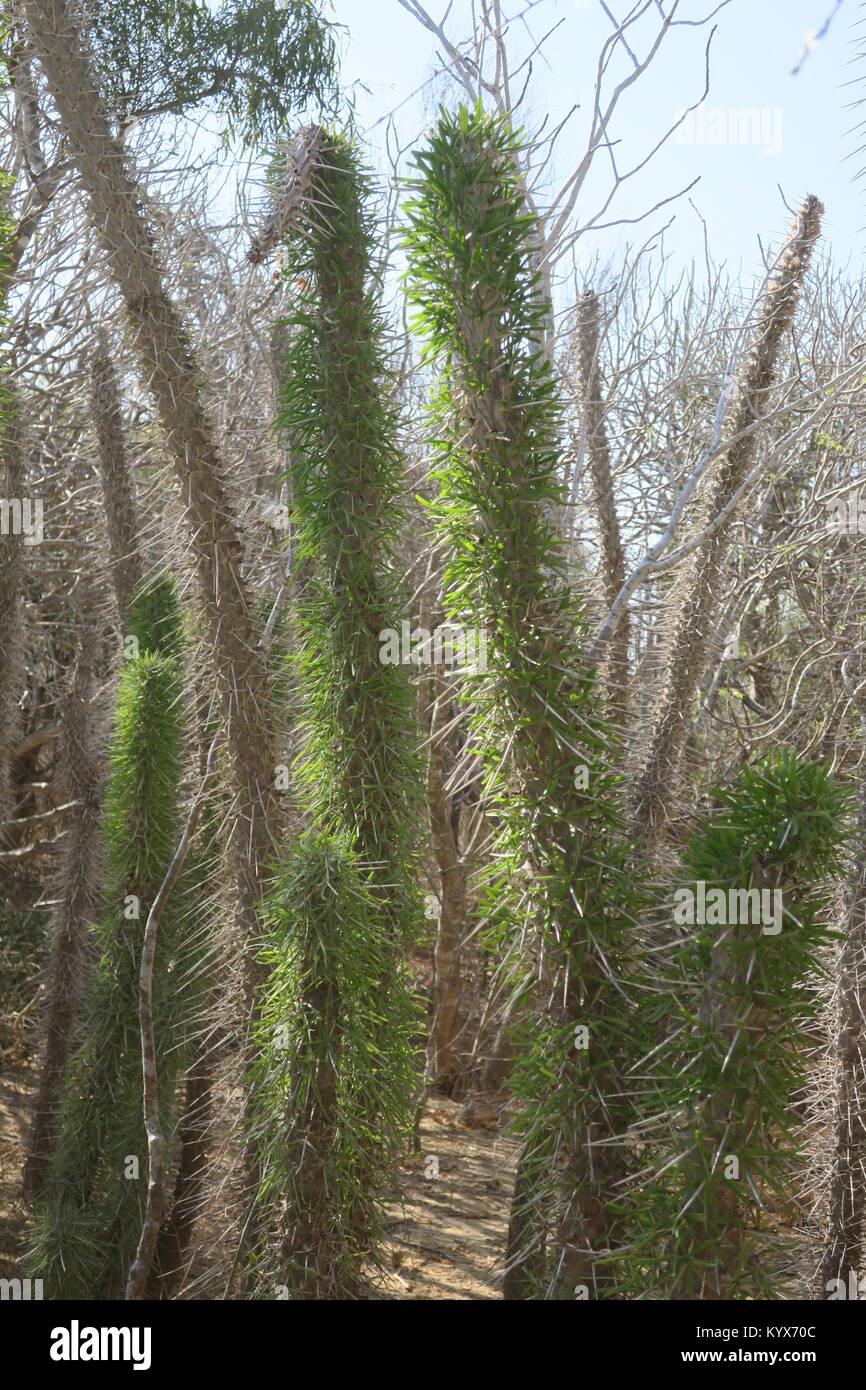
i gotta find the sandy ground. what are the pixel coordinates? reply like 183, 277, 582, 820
0, 1059, 35, 1283
380, 1097, 518, 1300
0, 1070, 516, 1301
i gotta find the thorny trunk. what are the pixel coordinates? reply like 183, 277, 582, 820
669, 859, 791, 1299
817, 788, 866, 1297
670, 913, 759, 1299
89, 338, 144, 625
423, 654, 467, 1097
126, 732, 220, 1300
630, 198, 823, 850
280, 935, 343, 1300
22, 0, 280, 985
22, 615, 103, 1198
575, 289, 629, 728
150, 1046, 215, 1295
0, 395, 25, 844
463, 347, 624, 1297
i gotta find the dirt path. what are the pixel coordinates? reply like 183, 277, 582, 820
0, 1060, 35, 1282
0, 1074, 517, 1300
379, 1096, 518, 1300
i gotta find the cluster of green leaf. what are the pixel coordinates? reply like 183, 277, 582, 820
276, 134, 422, 900
83, 0, 337, 144
626, 754, 850, 1299
125, 569, 185, 660
404, 104, 643, 1298
250, 832, 417, 1297
28, 575, 212, 1298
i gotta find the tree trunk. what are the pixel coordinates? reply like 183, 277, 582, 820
22, 613, 103, 1199
817, 790, 866, 1296
424, 658, 467, 1096
630, 198, 823, 849
22, 0, 280, 982
575, 289, 629, 728
89, 338, 144, 624
0, 395, 25, 844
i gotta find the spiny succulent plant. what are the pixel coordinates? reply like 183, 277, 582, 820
404, 104, 641, 1298
28, 574, 210, 1298
627, 753, 849, 1299
252, 132, 423, 1293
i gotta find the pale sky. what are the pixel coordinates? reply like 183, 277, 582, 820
324, 0, 860, 285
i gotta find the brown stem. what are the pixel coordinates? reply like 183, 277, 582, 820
631, 197, 824, 849
89, 338, 144, 625
575, 289, 629, 725
425, 658, 467, 1097
23, 614, 103, 1199
817, 787, 866, 1296
22, 0, 281, 978
126, 729, 221, 1301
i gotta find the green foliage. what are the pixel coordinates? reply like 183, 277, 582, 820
103, 652, 182, 898
404, 104, 641, 1296
126, 570, 185, 660
628, 754, 851, 1298
81, 0, 337, 145
275, 133, 422, 904
28, 581, 207, 1298
253, 132, 424, 1291
251, 832, 418, 1297
683, 754, 848, 890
